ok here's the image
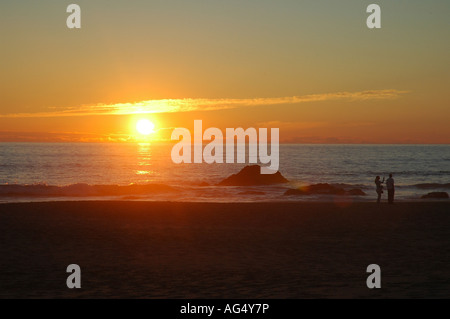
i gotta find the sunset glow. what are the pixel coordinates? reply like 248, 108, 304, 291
136, 119, 155, 135
0, 1, 449, 144
1, 2, 450, 301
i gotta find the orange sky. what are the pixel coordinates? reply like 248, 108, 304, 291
1, 1, 449, 144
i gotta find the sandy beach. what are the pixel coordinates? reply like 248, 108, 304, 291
0, 201, 449, 298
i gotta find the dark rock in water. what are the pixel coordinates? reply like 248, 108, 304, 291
284, 183, 344, 196
421, 192, 449, 199
284, 183, 366, 196
218, 165, 289, 186
308, 183, 346, 195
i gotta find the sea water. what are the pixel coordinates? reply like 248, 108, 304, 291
0, 143, 448, 202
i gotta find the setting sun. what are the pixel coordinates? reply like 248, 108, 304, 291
136, 119, 155, 135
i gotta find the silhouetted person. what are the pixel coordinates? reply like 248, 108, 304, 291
386, 174, 395, 204
375, 176, 384, 204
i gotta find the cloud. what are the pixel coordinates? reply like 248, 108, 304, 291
0, 89, 409, 118
0, 131, 133, 143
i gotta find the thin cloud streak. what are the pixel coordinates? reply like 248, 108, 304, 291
0, 90, 409, 118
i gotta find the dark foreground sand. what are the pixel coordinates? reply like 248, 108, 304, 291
0, 201, 449, 298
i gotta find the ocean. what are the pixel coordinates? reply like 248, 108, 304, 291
0, 143, 448, 202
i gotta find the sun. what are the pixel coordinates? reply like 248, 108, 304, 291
136, 119, 155, 135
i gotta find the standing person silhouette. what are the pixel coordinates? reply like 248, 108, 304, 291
386, 174, 395, 204
375, 176, 384, 204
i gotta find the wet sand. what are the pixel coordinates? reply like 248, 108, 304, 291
0, 201, 449, 298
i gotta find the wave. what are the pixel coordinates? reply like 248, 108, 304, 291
413, 183, 450, 189
0, 183, 176, 198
